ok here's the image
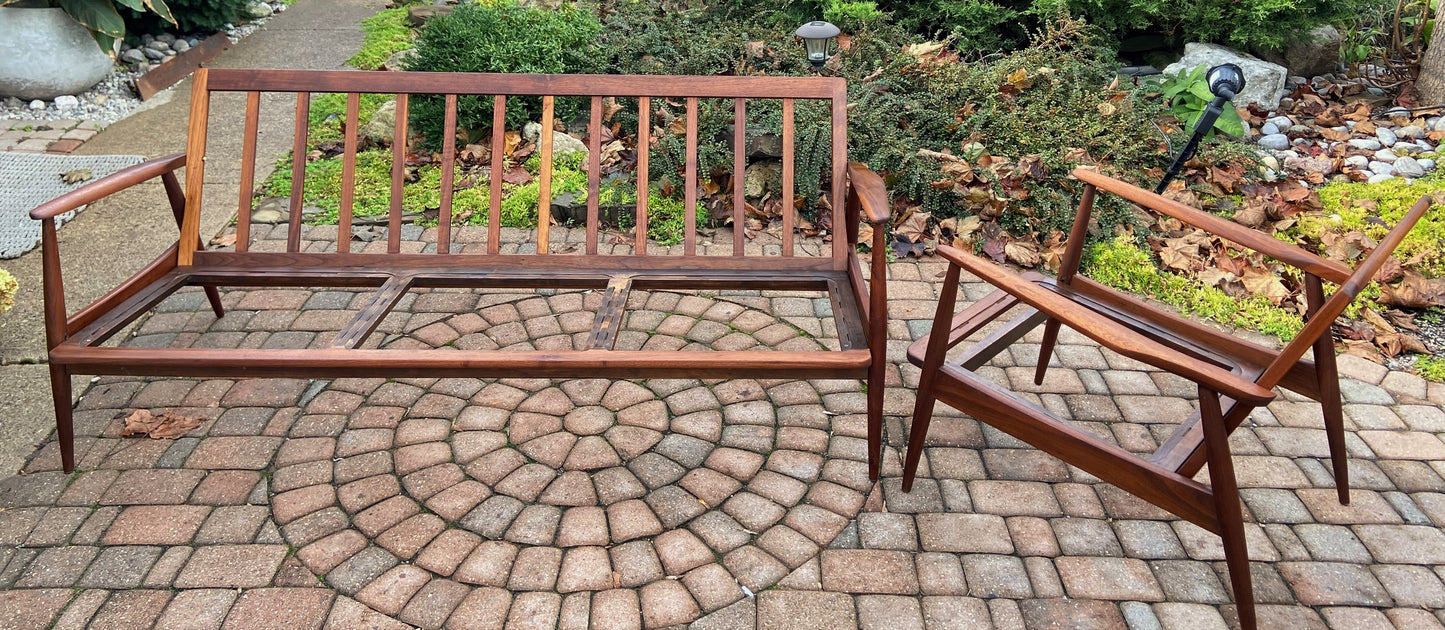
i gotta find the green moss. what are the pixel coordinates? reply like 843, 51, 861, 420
1415, 355, 1445, 382
1289, 173, 1445, 277
348, 7, 414, 70
1084, 236, 1305, 341
307, 93, 392, 143
261, 150, 487, 224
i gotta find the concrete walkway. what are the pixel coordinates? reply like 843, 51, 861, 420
0, 0, 384, 473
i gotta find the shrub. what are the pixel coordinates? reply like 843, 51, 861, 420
124, 0, 248, 35
871, 0, 1358, 51
405, 0, 602, 150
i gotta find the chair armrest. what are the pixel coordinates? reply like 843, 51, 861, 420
30, 153, 188, 221
847, 162, 889, 224
1071, 168, 1353, 285
936, 244, 1276, 406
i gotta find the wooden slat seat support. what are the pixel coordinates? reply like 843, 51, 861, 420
905, 170, 1433, 630
31, 68, 895, 485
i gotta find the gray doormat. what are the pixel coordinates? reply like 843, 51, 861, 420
0, 153, 146, 259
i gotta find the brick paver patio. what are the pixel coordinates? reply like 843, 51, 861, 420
2, 224, 1444, 630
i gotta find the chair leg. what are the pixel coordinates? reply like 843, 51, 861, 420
1034, 318, 1060, 385
904, 264, 961, 492
1200, 388, 1255, 630
49, 365, 75, 473
1313, 333, 1350, 505
203, 286, 225, 318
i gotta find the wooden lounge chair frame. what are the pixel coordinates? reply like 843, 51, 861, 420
905, 168, 1432, 630
31, 69, 892, 477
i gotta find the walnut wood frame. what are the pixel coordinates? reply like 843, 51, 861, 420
905, 168, 1432, 630
31, 69, 893, 479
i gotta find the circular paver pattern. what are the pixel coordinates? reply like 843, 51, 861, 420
267, 289, 874, 627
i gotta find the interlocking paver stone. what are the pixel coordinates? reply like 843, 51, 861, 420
7, 226, 1445, 630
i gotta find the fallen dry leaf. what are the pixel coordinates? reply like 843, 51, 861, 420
121, 409, 203, 439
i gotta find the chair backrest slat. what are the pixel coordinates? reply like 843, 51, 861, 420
337, 92, 360, 254
781, 98, 795, 257
286, 92, 310, 253
236, 90, 260, 253
388, 94, 409, 254
635, 97, 650, 254
487, 95, 506, 254
586, 96, 602, 255
732, 99, 745, 256
537, 95, 555, 254
438, 93, 458, 254
683, 97, 699, 256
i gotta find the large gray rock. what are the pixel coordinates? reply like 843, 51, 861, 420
0, 6, 114, 100
1257, 26, 1342, 77
1164, 43, 1288, 110
361, 99, 398, 144
523, 122, 589, 158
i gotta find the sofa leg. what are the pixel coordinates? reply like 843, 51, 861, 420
50, 365, 75, 473
866, 362, 884, 481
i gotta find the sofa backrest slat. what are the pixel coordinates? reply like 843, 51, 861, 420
388, 94, 409, 254
732, 98, 745, 257
438, 93, 458, 254
781, 98, 795, 257
487, 95, 507, 254
683, 97, 699, 256
286, 92, 309, 253
338, 92, 361, 254
635, 97, 651, 255
537, 95, 555, 253
190, 69, 849, 264
586, 96, 602, 255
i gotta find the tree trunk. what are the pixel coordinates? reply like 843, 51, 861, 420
1419, 0, 1445, 105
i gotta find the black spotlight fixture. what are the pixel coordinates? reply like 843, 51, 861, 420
1156, 63, 1247, 193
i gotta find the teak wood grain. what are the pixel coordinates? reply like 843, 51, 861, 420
29, 69, 893, 492
905, 169, 1433, 630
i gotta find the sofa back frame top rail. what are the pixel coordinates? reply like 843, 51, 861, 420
30, 68, 893, 475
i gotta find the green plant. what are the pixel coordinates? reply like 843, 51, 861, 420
1415, 355, 1445, 382
3, 0, 175, 51
347, 6, 413, 70
405, 0, 602, 150
1156, 65, 1245, 138
123, 0, 248, 35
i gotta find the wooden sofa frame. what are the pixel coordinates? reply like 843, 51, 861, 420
31, 69, 892, 475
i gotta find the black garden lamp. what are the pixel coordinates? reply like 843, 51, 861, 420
796, 21, 840, 70
1155, 63, 1246, 193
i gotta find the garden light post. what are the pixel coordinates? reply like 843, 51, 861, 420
1156, 63, 1246, 193
796, 20, 840, 70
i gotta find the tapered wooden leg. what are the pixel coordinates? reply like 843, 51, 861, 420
203, 286, 225, 318
1200, 387, 1255, 630
1304, 274, 1349, 505
49, 365, 75, 473
904, 264, 961, 491
1313, 332, 1349, 505
1034, 318, 1060, 385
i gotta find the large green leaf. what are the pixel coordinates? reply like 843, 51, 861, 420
143, 0, 176, 26
57, 0, 125, 39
